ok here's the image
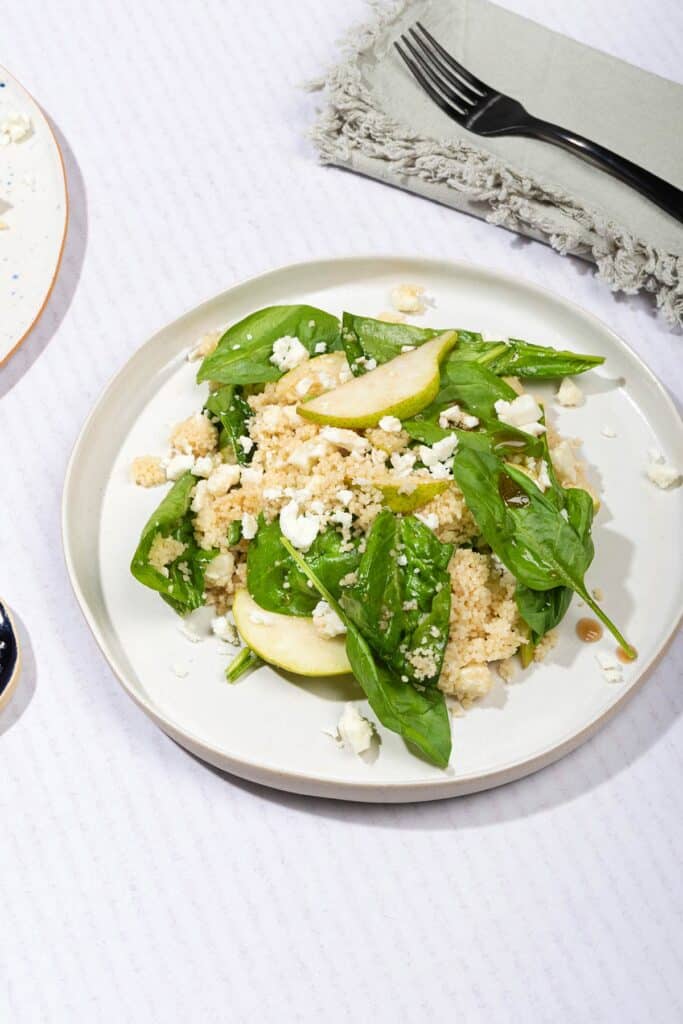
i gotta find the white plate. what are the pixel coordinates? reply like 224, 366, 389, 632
62, 257, 683, 802
0, 66, 68, 365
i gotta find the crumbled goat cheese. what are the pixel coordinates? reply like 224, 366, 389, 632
312, 600, 347, 639
241, 512, 258, 540
390, 451, 416, 476
537, 460, 551, 492
550, 440, 577, 484
165, 453, 195, 480
415, 512, 439, 531
494, 394, 546, 436
397, 554, 408, 567
314, 342, 327, 354
438, 405, 479, 430
320, 427, 369, 453
0, 112, 32, 145
205, 552, 236, 587
295, 377, 312, 397
207, 463, 241, 496
596, 651, 623, 683
419, 434, 458, 467
429, 462, 452, 480
391, 284, 426, 314
238, 435, 254, 454
379, 415, 402, 433
191, 455, 214, 478
456, 664, 493, 701
556, 377, 584, 407
211, 614, 237, 644
330, 508, 352, 531
269, 335, 309, 371
646, 450, 681, 489
191, 480, 209, 513
288, 439, 330, 471
336, 704, 374, 754
336, 489, 353, 505
263, 486, 283, 500
279, 500, 321, 550
240, 466, 263, 486
601, 425, 617, 438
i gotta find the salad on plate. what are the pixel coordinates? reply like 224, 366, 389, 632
129, 287, 640, 769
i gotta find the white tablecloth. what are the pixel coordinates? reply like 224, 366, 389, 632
1, 2, 681, 1020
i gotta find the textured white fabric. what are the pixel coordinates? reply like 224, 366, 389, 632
1, 1, 681, 1021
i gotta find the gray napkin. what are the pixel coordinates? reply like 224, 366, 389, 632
311, 0, 683, 326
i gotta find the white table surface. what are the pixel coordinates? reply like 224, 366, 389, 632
1, 1, 681, 1020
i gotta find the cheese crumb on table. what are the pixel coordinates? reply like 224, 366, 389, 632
131, 456, 166, 487
336, 704, 374, 755
390, 284, 426, 314
211, 614, 238, 644
0, 112, 32, 145
596, 651, 623, 683
556, 377, 584, 407
646, 450, 681, 490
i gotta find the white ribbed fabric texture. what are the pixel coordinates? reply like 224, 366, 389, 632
1, 1, 681, 1021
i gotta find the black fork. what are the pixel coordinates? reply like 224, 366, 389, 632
395, 22, 683, 224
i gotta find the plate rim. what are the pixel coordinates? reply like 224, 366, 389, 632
0, 63, 69, 367
61, 254, 683, 802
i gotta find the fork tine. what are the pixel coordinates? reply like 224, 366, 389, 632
406, 27, 480, 107
398, 37, 469, 117
414, 21, 488, 96
394, 41, 469, 123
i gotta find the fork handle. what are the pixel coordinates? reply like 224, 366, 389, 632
519, 117, 683, 224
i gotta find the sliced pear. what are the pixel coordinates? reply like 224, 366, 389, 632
232, 590, 351, 677
380, 480, 449, 513
297, 331, 457, 428
274, 351, 349, 402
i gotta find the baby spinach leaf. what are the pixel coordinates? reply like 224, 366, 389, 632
453, 448, 634, 656
247, 518, 361, 617
341, 511, 453, 688
204, 385, 254, 465
341, 313, 442, 373
473, 338, 604, 379
197, 305, 341, 385
280, 535, 452, 769
341, 313, 603, 379
130, 472, 217, 614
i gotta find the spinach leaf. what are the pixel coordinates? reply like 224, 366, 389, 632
467, 338, 604, 379
225, 647, 262, 683
407, 362, 544, 459
340, 313, 603, 379
341, 511, 453, 688
341, 313, 442, 373
247, 518, 361, 617
130, 472, 216, 614
280, 535, 452, 769
197, 305, 341, 385
453, 447, 634, 656
205, 385, 253, 465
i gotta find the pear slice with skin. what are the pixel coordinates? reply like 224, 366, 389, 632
232, 590, 351, 677
380, 480, 449, 513
297, 331, 457, 428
